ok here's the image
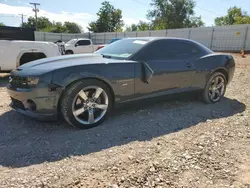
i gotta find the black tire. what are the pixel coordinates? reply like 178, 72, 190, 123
65, 50, 73, 55
203, 72, 227, 104
60, 79, 113, 129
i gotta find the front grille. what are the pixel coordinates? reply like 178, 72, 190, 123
9, 76, 29, 88
11, 97, 25, 110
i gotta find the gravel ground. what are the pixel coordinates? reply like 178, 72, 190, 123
0, 53, 249, 188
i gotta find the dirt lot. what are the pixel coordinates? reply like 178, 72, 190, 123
0, 54, 249, 188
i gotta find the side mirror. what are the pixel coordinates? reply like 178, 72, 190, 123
141, 61, 154, 84
75, 43, 79, 47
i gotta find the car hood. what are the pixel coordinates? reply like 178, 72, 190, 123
16, 54, 129, 75
65, 43, 73, 47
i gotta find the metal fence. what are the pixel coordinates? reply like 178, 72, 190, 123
35, 24, 250, 52
35, 32, 90, 42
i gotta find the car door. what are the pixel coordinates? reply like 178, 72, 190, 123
135, 39, 199, 96
75, 39, 92, 54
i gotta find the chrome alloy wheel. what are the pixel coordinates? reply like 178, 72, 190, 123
208, 75, 225, 102
72, 86, 109, 125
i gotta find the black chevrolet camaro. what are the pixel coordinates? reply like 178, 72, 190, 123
7, 37, 235, 129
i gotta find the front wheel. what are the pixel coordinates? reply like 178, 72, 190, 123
203, 72, 227, 103
60, 79, 113, 129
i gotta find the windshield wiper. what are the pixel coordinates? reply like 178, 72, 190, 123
101, 54, 112, 59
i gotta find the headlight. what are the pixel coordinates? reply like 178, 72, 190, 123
27, 77, 39, 86
8, 75, 40, 88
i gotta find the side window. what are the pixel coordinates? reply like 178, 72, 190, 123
139, 40, 201, 61
76, 40, 91, 46
169, 41, 201, 58
139, 40, 171, 60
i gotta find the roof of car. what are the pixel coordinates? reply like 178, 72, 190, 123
119, 37, 213, 53
122, 37, 192, 41
72, 38, 90, 40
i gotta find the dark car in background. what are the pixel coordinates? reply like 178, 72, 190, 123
7, 37, 235, 129
109, 38, 121, 43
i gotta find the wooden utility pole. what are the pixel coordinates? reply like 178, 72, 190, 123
30, 2, 40, 31
19, 14, 25, 27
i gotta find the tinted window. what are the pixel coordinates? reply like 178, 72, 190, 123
168, 41, 201, 57
77, 40, 91, 46
139, 40, 202, 61
94, 39, 150, 59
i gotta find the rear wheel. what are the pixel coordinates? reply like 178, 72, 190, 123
203, 72, 227, 103
61, 79, 113, 129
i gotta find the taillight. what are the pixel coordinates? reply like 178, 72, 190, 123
96, 46, 104, 51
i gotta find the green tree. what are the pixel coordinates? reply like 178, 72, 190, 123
185, 16, 204, 28
0, 22, 5, 26
88, 1, 124, 32
125, 21, 151, 32
41, 22, 65, 33
137, 21, 151, 31
23, 17, 82, 33
88, 22, 98, 32
125, 24, 138, 32
64, 22, 82, 33
51, 22, 66, 33
215, 6, 250, 26
147, 0, 204, 29
23, 17, 52, 30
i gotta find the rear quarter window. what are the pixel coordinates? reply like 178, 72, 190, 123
169, 41, 202, 58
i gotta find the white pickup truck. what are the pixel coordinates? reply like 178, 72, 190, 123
64, 38, 99, 54
0, 40, 62, 72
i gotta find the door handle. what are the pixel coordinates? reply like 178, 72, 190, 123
186, 63, 192, 68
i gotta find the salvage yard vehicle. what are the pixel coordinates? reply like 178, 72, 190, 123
64, 38, 96, 54
7, 37, 235, 129
95, 38, 121, 51
0, 40, 63, 72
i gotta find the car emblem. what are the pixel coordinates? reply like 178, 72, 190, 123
9, 76, 13, 83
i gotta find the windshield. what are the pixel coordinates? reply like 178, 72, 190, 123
66, 39, 77, 44
94, 38, 150, 59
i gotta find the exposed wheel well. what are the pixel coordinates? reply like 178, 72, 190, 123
214, 69, 228, 82
19, 52, 46, 66
57, 78, 115, 114
65, 50, 74, 54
